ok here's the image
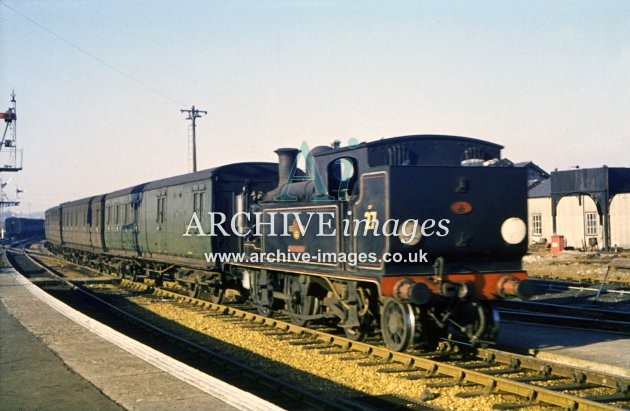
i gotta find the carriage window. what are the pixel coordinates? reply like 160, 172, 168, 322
193, 191, 205, 215
157, 197, 166, 223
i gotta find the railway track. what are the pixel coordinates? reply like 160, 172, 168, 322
528, 278, 630, 297
12, 244, 630, 410
130, 284, 630, 410
496, 300, 630, 334
3, 245, 368, 411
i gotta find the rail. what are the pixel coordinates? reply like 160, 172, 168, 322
18, 244, 630, 410
4, 245, 348, 410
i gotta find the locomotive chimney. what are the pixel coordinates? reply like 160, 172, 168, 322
275, 148, 299, 188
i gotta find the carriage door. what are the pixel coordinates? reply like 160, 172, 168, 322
130, 192, 142, 255
216, 190, 236, 254
121, 202, 132, 252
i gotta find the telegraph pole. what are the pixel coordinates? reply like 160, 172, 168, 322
180, 106, 207, 172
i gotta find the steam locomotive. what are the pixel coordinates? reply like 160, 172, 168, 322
45, 134, 533, 351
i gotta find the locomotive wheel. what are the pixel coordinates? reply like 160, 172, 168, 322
285, 275, 318, 326
343, 287, 374, 342
380, 299, 415, 352
447, 301, 500, 345
471, 301, 499, 344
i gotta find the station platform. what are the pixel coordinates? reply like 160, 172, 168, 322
498, 321, 630, 378
0, 267, 281, 411
1, 302, 123, 410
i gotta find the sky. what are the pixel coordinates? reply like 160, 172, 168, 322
1, 0, 629, 216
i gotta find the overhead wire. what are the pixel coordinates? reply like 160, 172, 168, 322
0, 0, 187, 107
